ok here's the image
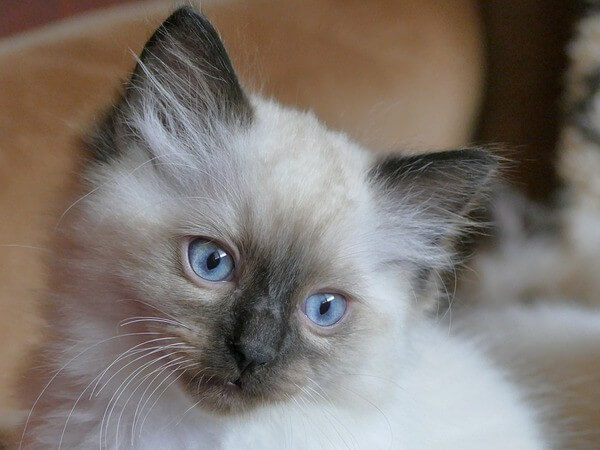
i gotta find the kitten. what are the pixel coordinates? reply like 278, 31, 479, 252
19, 7, 547, 449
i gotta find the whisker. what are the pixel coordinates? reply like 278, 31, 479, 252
296, 384, 350, 450
158, 394, 207, 433
119, 316, 191, 330
289, 393, 335, 449
95, 342, 190, 397
130, 357, 192, 442
305, 378, 360, 450
58, 345, 176, 449
137, 362, 198, 438
59, 350, 186, 450
92, 339, 184, 398
117, 357, 189, 447
90, 337, 182, 399
101, 355, 192, 449
18, 331, 164, 450
337, 384, 394, 450
117, 298, 186, 324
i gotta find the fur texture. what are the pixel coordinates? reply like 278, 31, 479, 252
19, 8, 546, 449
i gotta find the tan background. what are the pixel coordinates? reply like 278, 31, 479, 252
1, 0, 577, 200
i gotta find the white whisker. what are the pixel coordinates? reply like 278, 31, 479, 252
93, 339, 185, 398
136, 363, 198, 438
119, 316, 191, 331
18, 331, 163, 450
116, 299, 186, 324
0, 243, 51, 253
130, 357, 193, 442
117, 357, 189, 447
101, 355, 192, 449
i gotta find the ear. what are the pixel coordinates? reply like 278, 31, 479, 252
128, 6, 249, 119
88, 7, 251, 163
370, 148, 498, 266
371, 148, 497, 221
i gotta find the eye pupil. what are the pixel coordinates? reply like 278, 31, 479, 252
206, 251, 221, 270
319, 300, 331, 315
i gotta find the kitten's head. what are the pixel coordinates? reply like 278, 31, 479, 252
75, 7, 496, 414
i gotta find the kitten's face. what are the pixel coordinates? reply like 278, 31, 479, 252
75, 8, 495, 414
87, 98, 402, 413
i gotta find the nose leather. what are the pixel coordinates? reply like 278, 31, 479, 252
230, 340, 276, 374
229, 304, 284, 374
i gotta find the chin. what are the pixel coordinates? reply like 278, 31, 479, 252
178, 366, 299, 415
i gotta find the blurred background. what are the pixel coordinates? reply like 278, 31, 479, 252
1, 0, 595, 446
1, 0, 577, 201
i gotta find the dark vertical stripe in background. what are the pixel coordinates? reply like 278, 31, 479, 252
477, 0, 576, 202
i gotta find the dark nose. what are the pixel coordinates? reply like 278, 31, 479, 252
228, 296, 285, 376
230, 341, 277, 375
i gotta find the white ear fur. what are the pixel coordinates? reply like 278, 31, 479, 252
370, 148, 497, 274
86, 6, 251, 165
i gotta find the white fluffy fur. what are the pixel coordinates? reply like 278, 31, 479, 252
18, 92, 550, 449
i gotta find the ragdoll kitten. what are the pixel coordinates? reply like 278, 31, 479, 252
20, 7, 547, 449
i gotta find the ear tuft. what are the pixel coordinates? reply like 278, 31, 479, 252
128, 6, 251, 121
87, 7, 251, 163
370, 148, 498, 266
371, 148, 498, 222
370, 148, 498, 298
129, 7, 249, 116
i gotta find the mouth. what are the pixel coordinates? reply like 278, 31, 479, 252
199, 375, 241, 394
179, 369, 252, 413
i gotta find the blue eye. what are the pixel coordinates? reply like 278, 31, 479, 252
303, 293, 347, 327
188, 238, 234, 282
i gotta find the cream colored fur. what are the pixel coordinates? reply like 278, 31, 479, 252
20, 86, 546, 448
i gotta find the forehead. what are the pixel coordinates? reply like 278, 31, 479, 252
238, 99, 374, 239
225, 104, 378, 304
158, 99, 379, 290
105, 97, 377, 270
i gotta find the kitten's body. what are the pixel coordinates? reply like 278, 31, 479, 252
21, 8, 548, 449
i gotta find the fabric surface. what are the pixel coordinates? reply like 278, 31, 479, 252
0, 0, 483, 437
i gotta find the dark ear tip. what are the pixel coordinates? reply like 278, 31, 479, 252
159, 6, 211, 33
425, 148, 499, 183
452, 147, 499, 173
167, 5, 205, 20
170, 5, 201, 16
434, 147, 498, 165
136, 6, 208, 62
370, 147, 500, 191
